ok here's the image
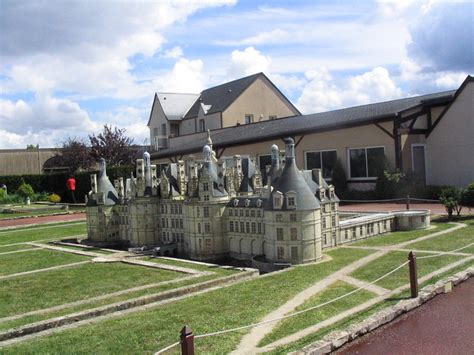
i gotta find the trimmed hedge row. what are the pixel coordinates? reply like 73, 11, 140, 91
0, 166, 134, 203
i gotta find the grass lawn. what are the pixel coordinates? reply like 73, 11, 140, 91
259, 281, 376, 347
0, 244, 37, 253
270, 258, 474, 354
408, 217, 474, 254
0, 222, 86, 245
0, 263, 240, 332
143, 257, 243, 274
0, 249, 89, 276
353, 222, 452, 247
0, 248, 374, 354
350, 251, 465, 290
48, 243, 115, 255
0, 262, 180, 318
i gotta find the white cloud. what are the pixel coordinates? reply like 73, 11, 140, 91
434, 72, 468, 89
163, 46, 184, 59
297, 67, 403, 114
227, 47, 271, 77
216, 29, 290, 46
153, 58, 206, 93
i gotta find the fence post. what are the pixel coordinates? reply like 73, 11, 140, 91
408, 251, 418, 298
406, 195, 410, 210
180, 325, 195, 355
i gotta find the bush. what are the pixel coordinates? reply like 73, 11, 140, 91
16, 181, 35, 199
375, 169, 403, 199
0, 193, 23, 205
440, 187, 464, 220
48, 193, 62, 203
462, 183, 474, 208
331, 159, 347, 193
31, 192, 49, 202
0, 189, 6, 200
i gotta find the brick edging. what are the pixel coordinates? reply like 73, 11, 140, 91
296, 266, 474, 354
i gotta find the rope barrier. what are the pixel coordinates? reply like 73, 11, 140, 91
155, 240, 474, 353
340, 198, 440, 204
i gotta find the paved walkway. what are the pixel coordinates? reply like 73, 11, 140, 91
337, 277, 474, 355
234, 223, 468, 354
340, 203, 448, 215
0, 213, 85, 229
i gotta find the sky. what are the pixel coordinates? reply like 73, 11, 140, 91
0, 0, 472, 149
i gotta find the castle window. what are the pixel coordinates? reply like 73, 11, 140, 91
240, 221, 244, 232
229, 221, 234, 232
251, 222, 256, 234
205, 223, 211, 233
287, 196, 296, 208
352, 227, 357, 238
240, 209, 244, 217
165, 219, 169, 228
204, 195, 209, 201
324, 204, 329, 213
291, 246, 298, 259
198, 223, 201, 234
331, 203, 335, 211
323, 234, 327, 245
203, 207, 209, 217
277, 246, 284, 260
258, 223, 262, 234
171, 219, 175, 228
332, 215, 336, 227
179, 205, 182, 214
235, 221, 239, 232
276, 228, 284, 241
199, 239, 202, 250
197, 208, 200, 217
245, 210, 250, 217
276, 214, 283, 222
246, 222, 250, 233
257, 210, 261, 217
273, 191, 283, 209
251, 210, 255, 218
179, 219, 183, 229
229, 209, 233, 217
245, 114, 254, 124
290, 228, 297, 240
290, 214, 297, 222
203, 182, 209, 191
161, 218, 165, 227
322, 218, 327, 229
205, 238, 211, 251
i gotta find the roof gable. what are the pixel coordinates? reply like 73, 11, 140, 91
147, 92, 199, 126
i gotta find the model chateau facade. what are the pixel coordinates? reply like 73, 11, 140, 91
86, 136, 429, 266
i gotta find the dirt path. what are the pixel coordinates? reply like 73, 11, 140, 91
0, 213, 85, 229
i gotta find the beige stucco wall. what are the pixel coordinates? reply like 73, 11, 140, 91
401, 134, 426, 174
0, 149, 58, 175
148, 97, 167, 146
222, 77, 299, 128
426, 82, 474, 187
155, 121, 396, 185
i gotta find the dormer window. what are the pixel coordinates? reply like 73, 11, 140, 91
233, 199, 239, 207
203, 182, 209, 191
245, 199, 250, 207
286, 191, 297, 209
273, 191, 283, 209
256, 199, 262, 208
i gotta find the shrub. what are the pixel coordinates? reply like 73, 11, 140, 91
0, 193, 22, 205
16, 181, 35, 200
0, 189, 6, 200
331, 159, 347, 193
31, 192, 49, 202
375, 169, 403, 199
440, 187, 463, 220
462, 183, 474, 208
48, 193, 62, 203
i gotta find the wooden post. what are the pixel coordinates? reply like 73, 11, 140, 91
408, 251, 418, 298
180, 325, 194, 355
406, 195, 410, 210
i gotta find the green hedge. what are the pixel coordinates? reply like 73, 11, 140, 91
0, 166, 134, 203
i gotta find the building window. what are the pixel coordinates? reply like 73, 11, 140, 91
276, 214, 283, 222
179, 205, 182, 214
229, 221, 234, 232
257, 223, 262, 234
276, 228, 284, 241
199, 119, 205, 132
245, 114, 254, 124
245, 210, 250, 217
171, 219, 175, 228
203, 207, 209, 217
251, 210, 255, 218
287, 196, 296, 207
229, 209, 233, 217
199, 239, 202, 250
322, 218, 327, 229
290, 214, 297, 222
251, 222, 256, 234
257, 210, 261, 217
323, 234, 327, 245
196, 207, 200, 217
290, 228, 297, 240
235, 221, 239, 232
179, 219, 183, 229
246, 222, 250, 233
240, 221, 244, 233
205, 223, 211, 233
239, 209, 244, 217
205, 238, 211, 251
305, 150, 338, 179
273, 192, 283, 209
203, 182, 209, 191
277, 246, 284, 260
348, 147, 385, 179
332, 215, 336, 227
198, 223, 201, 234
291, 246, 298, 259
204, 195, 209, 201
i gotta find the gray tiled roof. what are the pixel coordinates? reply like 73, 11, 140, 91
151, 89, 455, 159
183, 73, 262, 119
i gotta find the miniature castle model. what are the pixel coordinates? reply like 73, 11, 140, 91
86, 135, 430, 266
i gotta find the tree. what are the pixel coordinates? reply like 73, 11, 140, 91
89, 125, 135, 167
440, 187, 463, 220
461, 182, 474, 209
56, 137, 94, 173
26, 144, 39, 150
